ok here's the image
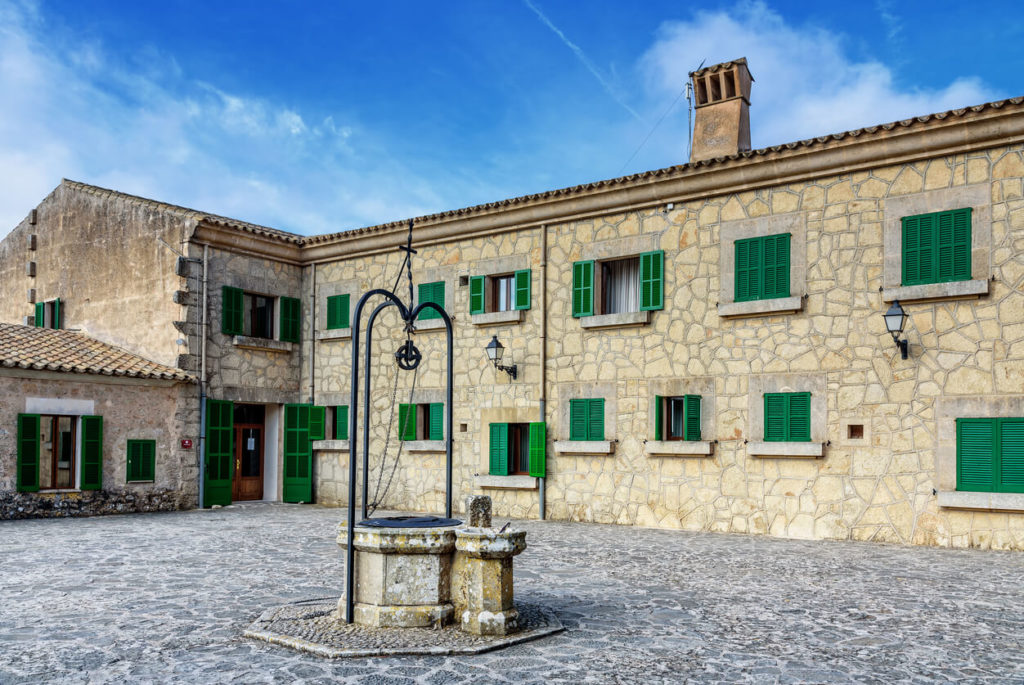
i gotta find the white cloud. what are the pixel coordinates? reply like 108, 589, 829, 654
639, 2, 999, 152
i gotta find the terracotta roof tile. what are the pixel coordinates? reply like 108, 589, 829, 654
0, 323, 194, 382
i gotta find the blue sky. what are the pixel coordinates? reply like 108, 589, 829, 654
0, 0, 1021, 238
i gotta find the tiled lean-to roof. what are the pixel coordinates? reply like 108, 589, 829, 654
0, 323, 193, 382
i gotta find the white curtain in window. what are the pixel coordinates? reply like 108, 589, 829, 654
604, 258, 639, 314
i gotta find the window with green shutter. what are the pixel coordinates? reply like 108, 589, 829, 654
569, 398, 604, 441
326, 294, 350, 330
469, 276, 486, 315
126, 440, 156, 482
428, 403, 444, 440
639, 251, 664, 311
514, 269, 531, 310
764, 392, 811, 442
418, 281, 445, 320
34, 301, 44, 328
398, 402, 444, 440
735, 233, 791, 302
655, 395, 702, 441
279, 296, 301, 343
334, 405, 349, 440
80, 415, 103, 490
17, 413, 40, 492
33, 299, 61, 329
222, 286, 244, 336
902, 208, 972, 286
572, 261, 594, 317
309, 405, 326, 441
488, 422, 545, 476
957, 418, 1024, 493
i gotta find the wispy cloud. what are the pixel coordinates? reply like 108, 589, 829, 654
875, 0, 904, 44
522, 0, 647, 125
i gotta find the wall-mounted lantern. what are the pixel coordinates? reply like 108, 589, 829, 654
883, 300, 909, 359
485, 335, 517, 380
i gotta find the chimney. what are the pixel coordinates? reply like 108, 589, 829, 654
689, 58, 753, 163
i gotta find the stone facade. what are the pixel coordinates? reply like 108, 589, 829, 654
0, 370, 197, 518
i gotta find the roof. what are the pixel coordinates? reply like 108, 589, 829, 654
62, 94, 1024, 249
0, 323, 194, 382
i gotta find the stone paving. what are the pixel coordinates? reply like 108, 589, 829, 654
1, 503, 1023, 684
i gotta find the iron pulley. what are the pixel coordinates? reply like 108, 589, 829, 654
394, 339, 422, 371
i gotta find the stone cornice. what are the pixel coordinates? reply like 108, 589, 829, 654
192, 219, 304, 265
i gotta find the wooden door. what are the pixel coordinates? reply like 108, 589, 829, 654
232, 424, 264, 501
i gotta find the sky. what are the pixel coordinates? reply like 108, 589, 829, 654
0, 0, 1021, 239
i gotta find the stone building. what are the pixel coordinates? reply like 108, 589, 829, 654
3, 59, 1024, 549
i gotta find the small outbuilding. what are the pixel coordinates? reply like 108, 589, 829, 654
0, 323, 197, 518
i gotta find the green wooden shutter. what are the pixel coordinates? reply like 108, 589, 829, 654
399, 403, 417, 441
957, 419, 995, 492
53, 298, 61, 329
569, 399, 587, 441
428, 403, 444, 440
951, 208, 972, 281
489, 423, 509, 476
418, 281, 444, 320
764, 234, 790, 299
334, 405, 349, 441
279, 296, 301, 342
654, 396, 663, 441
999, 419, 1024, 492
764, 394, 787, 442
469, 276, 486, 315
204, 399, 234, 506
572, 261, 594, 317
309, 405, 326, 441
528, 422, 546, 477
127, 440, 156, 482
639, 251, 664, 311
16, 414, 40, 492
80, 415, 103, 490
587, 398, 604, 441
283, 403, 312, 503
514, 269, 532, 310
735, 238, 761, 302
326, 294, 350, 329
221, 286, 244, 336
788, 392, 811, 442
127, 440, 140, 481
34, 301, 44, 328
684, 395, 702, 441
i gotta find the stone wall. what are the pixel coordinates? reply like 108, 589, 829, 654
0, 371, 199, 518
0, 182, 193, 368
307, 143, 1024, 550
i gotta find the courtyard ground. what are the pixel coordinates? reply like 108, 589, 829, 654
1, 503, 1022, 684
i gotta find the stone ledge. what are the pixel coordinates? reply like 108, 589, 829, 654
471, 310, 523, 326
475, 475, 538, 490
403, 440, 447, 453
937, 490, 1024, 511
717, 296, 804, 318
748, 441, 824, 457
644, 440, 714, 456
232, 336, 294, 353
413, 318, 448, 332
554, 440, 616, 455
316, 328, 352, 341
578, 311, 650, 330
882, 279, 989, 303
313, 439, 349, 452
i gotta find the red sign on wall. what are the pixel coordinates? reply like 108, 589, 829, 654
181, 439, 193, 449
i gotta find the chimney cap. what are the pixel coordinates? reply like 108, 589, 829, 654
689, 57, 754, 82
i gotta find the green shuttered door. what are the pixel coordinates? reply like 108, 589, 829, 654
17, 414, 40, 492
283, 403, 312, 503
572, 261, 594, 317
639, 251, 664, 311
222, 286, 244, 336
204, 399, 234, 507
80, 415, 103, 490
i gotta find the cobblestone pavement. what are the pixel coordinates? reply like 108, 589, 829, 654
2, 503, 1023, 684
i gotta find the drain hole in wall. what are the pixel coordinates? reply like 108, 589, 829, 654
848, 424, 864, 440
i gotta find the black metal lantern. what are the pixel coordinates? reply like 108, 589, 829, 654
485, 335, 517, 380
883, 300, 909, 359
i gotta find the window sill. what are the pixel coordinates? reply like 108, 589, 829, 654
414, 318, 448, 332
126, 480, 155, 484
474, 475, 538, 490
37, 489, 80, 494
313, 439, 350, 452
578, 311, 650, 330
554, 440, 616, 455
471, 310, 523, 326
644, 440, 714, 457
403, 439, 446, 453
316, 328, 352, 341
748, 441, 824, 457
717, 296, 803, 318
882, 279, 989, 303
232, 336, 294, 353
937, 490, 1024, 512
